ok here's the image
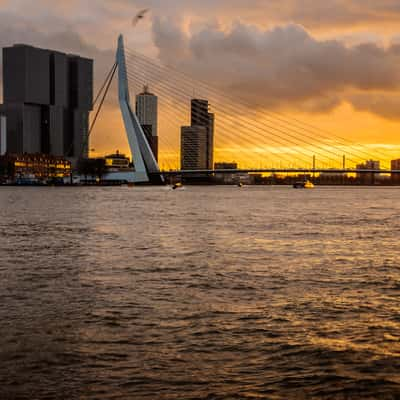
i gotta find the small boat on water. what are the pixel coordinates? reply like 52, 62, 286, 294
293, 180, 315, 189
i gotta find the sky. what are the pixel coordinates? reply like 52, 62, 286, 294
1, 0, 400, 167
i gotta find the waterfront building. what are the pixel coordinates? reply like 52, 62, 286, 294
391, 159, 400, 184
236, 172, 253, 185
356, 160, 380, 171
320, 171, 347, 177
136, 85, 158, 161
0, 114, 6, 155
191, 99, 214, 169
77, 153, 134, 185
319, 170, 347, 184
0, 153, 71, 183
214, 162, 238, 170
181, 126, 208, 170
105, 151, 131, 172
0, 44, 93, 163
356, 160, 380, 184
214, 162, 238, 184
213, 162, 253, 184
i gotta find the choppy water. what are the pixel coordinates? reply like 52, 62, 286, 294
0, 186, 399, 399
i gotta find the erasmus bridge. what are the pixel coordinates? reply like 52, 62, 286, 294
90, 32, 400, 184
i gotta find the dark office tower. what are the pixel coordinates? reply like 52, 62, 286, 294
0, 44, 93, 163
181, 126, 208, 170
64, 55, 93, 160
136, 85, 158, 161
191, 99, 214, 169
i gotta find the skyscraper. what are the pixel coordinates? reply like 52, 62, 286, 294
191, 99, 214, 169
136, 85, 158, 161
181, 126, 208, 170
0, 44, 93, 163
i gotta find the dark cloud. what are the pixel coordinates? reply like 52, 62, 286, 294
151, 18, 400, 116
132, 0, 400, 30
152, 16, 188, 63
1, 1, 400, 121
350, 93, 400, 120
0, 11, 116, 104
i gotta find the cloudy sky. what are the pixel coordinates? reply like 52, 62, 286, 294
1, 0, 400, 165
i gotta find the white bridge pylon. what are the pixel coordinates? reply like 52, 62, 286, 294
116, 34, 162, 183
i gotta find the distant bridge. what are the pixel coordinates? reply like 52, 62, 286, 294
161, 169, 400, 176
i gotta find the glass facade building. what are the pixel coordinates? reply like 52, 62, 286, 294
180, 125, 208, 170
191, 99, 214, 170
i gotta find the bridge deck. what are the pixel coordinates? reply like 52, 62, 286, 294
161, 169, 400, 175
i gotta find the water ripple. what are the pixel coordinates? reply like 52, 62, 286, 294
0, 186, 399, 399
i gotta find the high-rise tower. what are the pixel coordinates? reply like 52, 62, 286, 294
191, 99, 214, 170
0, 44, 93, 164
136, 85, 158, 161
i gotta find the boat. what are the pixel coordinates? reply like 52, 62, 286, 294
293, 180, 314, 189
172, 182, 183, 190
304, 180, 314, 189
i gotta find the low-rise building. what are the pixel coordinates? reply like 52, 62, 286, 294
391, 159, 400, 184
0, 153, 71, 183
214, 162, 238, 184
356, 160, 380, 184
104, 152, 131, 172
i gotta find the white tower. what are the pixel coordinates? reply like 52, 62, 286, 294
136, 85, 158, 161
136, 85, 158, 136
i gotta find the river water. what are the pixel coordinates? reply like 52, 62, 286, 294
0, 186, 399, 399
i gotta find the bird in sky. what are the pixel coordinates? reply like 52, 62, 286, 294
133, 9, 150, 27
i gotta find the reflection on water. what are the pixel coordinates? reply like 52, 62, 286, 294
0, 186, 399, 399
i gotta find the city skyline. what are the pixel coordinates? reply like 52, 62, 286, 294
0, 40, 399, 174
0, 5, 399, 398
1, 2, 400, 168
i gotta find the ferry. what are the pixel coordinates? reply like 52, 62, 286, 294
293, 180, 315, 189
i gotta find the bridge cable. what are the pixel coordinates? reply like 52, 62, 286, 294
127, 72, 306, 168
126, 48, 389, 165
93, 61, 118, 108
127, 70, 323, 168
127, 73, 311, 169
126, 67, 336, 168
126, 47, 389, 162
125, 54, 361, 167
88, 62, 118, 140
